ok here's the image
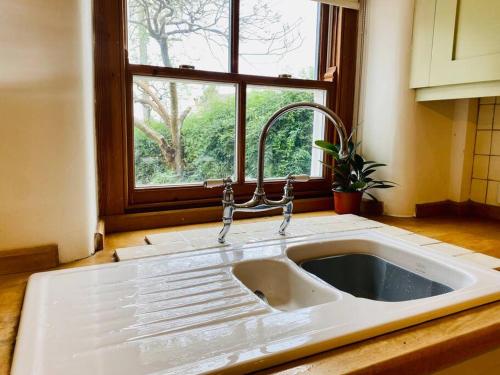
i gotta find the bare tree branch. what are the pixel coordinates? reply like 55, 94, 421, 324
135, 80, 171, 126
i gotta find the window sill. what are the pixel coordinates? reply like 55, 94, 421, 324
104, 196, 333, 233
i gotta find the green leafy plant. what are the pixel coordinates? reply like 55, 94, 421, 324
314, 139, 396, 200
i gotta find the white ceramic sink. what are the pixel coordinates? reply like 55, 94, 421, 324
12, 230, 500, 375
233, 259, 341, 311
234, 238, 474, 311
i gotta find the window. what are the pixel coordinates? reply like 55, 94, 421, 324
239, 0, 320, 79
94, 0, 358, 219
126, 0, 329, 190
133, 76, 237, 186
127, 0, 230, 71
245, 86, 326, 180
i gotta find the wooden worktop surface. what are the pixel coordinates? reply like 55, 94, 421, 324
1, 212, 499, 374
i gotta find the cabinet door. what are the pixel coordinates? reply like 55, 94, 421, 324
430, 0, 500, 86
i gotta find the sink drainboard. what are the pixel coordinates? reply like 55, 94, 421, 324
301, 253, 454, 302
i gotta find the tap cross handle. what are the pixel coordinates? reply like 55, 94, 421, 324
204, 177, 233, 189
288, 174, 310, 183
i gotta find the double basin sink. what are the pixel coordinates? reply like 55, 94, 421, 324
234, 236, 473, 312
12, 229, 500, 375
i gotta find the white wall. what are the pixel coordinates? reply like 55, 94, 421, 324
357, 0, 476, 216
0, 0, 97, 262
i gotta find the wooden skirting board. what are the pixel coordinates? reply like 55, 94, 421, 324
94, 219, 105, 252
104, 197, 333, 233
416, 200, 500, 220
0, 244, 59, 276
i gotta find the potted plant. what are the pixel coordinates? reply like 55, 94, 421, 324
315, 139, 395, 215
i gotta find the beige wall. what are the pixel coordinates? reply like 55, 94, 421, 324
357, 0, 476, 216
0, 0, 96, 262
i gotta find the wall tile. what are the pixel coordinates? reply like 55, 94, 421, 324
479, 97, 496, 104
491, 131, 500, 155
494, 105, 500, 130
470, 102, 500, 202
472, 155, 489, 179
486, 181, 500, 206
477, 105, 494, 129
474, 131, 492, 154
470, 179, 487, 203
489, 156, 500, 181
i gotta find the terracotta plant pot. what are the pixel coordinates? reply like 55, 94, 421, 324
333, 191, 363, 215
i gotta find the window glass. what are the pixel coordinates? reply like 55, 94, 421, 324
127, 0, 230, 71
239, 0, 320, 79
245, 86, 326, 180
133, 76, 236, 186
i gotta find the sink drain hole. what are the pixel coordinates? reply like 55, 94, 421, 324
254, 290, 269, 304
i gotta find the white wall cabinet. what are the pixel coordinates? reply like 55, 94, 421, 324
410, 0, 500, 101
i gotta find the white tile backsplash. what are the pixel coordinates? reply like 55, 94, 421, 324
491, 131, 500, 155
479, 97, 496, 105
488, 156, 500, 181
486, 181, 500, 206
470, 179, 487, 203
494, 106, 500, 130
468, 101, 500, 204
477, 105, 494, 129
472, 155, 489, 179
475, 130, 492, 154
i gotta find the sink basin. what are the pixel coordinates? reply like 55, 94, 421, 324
286, 238, 475, 299
300, 253, 453, 302
233, 259, 339, 311
11, 229, 499, 375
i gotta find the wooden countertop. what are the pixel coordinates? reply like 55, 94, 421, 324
1, 212, 499, 374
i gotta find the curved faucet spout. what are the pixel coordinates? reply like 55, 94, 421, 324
255, 102, 349, 194
204, 101, 349, 243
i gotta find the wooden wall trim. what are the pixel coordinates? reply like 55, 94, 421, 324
0, 245, 59, 276
469, 201, 500, 221
416, 200, 500, 220
333, 7, 359, 134
105, 197, 333, 233
94, 0, 127, 216
415, 200, 470, 217
94, 219, 105, 252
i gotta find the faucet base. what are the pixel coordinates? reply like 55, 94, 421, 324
278, 201, 293, 235
218, 205, 235, 243
217, 201, 294, 244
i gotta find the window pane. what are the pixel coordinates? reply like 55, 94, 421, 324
133, 76, 236, 186
127, 1, 230, 72
239, 0, 319, 79
245, 86, 326, 180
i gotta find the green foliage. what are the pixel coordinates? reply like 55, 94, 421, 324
245, 89, 315, 178
314, 140, 396, 199
182, 90, 236, 181
134, 120, 176, 185
135, 87, 319, 185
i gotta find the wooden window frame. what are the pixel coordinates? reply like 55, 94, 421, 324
94, 1, 358, 221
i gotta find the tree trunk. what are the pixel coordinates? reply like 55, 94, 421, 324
138, 11, 151, 123
160, 40, 184, 177
134, 121, 175, 169
169, 82, 183, 176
